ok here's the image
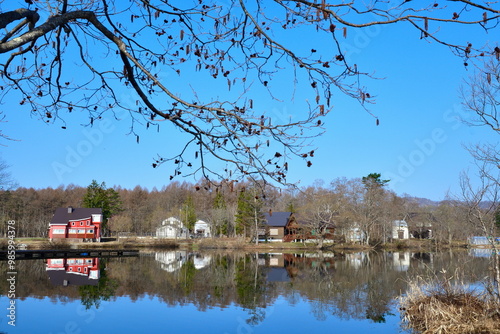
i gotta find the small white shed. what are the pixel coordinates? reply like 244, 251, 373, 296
392, 220, 410, 240
194, 220, 211, 238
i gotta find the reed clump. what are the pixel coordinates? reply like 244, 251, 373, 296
400, 272, 500, 334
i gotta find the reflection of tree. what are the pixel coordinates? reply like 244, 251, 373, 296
364, 280, 394, 323
79, 261, 118, 310
246, 308, 266, 326
235, 255, 267, 325
179, 259, 196, 294
8, 250, 496, 324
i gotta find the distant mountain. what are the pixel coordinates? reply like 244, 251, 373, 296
405, 196, 497, 209
404, 196, 441, 207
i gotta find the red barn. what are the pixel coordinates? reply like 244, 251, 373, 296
49, 207, 103, 242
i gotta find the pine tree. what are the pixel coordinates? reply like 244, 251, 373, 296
213, 191, 229, 236
234, 190, 253, 236
82, 180, 123, 234
182, 195, 197, 232
234, 188, 264, 239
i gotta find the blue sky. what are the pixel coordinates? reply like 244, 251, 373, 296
0, 2, 497, 201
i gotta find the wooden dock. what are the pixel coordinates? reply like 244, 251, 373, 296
0, 249, 139, 260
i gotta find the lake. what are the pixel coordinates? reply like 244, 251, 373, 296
0, 249, 493, 333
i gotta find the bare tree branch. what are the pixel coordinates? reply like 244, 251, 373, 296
0, 1, 498, 186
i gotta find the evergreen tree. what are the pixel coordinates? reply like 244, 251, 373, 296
362, 173, 390, 189
213, 191, 227, 210
234, 188, 264, 239
82, 180, 123, 234
286, 201, 296, 214
213, 191, 229, 236
182, 195, 197, 232
234, 190, 254, 236
359, 173, 390, 245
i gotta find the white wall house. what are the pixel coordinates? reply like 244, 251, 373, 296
194, 220, 211, 238
392, 220, 410, 240
156, 217, 188, 239
344, 225, 365, 243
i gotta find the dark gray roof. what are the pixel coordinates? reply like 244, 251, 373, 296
263, 212, 292, 227
266, 267, 290, 282
50, 207, 102, 225
46, 269, 99, 286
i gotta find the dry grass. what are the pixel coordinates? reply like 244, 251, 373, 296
39, 239, 72, 249
196, 237, 248, 250
118, 237, 180, 249
400, 272, 500, 334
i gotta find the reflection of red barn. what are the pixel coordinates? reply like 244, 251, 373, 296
46, 257, 100, 286
48, 207, 103, 242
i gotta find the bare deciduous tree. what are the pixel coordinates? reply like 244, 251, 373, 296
298, 186, 343, 248
460, 50, 500, 302
0, 157, 16, 190
460, 166, 500, 303
0, 1, 498, 184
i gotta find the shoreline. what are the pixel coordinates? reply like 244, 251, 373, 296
2, 237, 470, 253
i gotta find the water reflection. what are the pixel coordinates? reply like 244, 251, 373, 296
43, 257, 117, 310
155, 251, 187, 272
0, 250, 492, 333
46, 257, 100, 286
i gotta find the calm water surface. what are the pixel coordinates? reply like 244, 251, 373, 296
0, 249, 492, 334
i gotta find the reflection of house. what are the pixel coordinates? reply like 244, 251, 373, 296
194, 220, 211, 237
469, 248, 496, 258
46, 257, 100, 286
155, 251, 187, 272
48, 207, 103, 242
468, 236, 500, 246
267, 267, 291, 282
193, 253, 212, 269
346, 252, 367, 269
390, 252, 410, 271
156, 217, 188, 239
412, 252, 434, 269
392, 220, 409, 240
269, 253, 285, 266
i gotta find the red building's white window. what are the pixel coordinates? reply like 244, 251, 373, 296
52, 229, 65, 234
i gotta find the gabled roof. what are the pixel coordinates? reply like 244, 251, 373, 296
161, 217, 184, 228
46, 269, 99, 286
263, 212, 292, 227
266, 267, 290, 282
50, 207, 102, 225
